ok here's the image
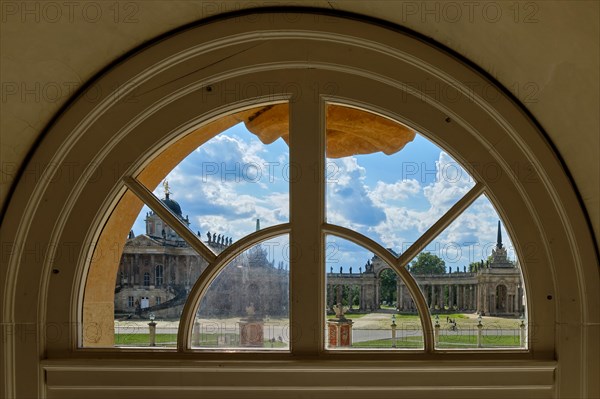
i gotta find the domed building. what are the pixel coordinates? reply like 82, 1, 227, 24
144, 182, 190, 246
114, 185, 288, 319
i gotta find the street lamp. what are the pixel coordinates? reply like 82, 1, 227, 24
434, 314, 440, 346
148, 313, 157, 347
519, 314, 526, 348
391, 314, 397, 348
477, 313, 483, 348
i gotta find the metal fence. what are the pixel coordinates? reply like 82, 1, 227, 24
114, 320, 524, 349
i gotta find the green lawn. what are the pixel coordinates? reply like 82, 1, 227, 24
114, 333, 287, 348
437, 334, 521, 348
115, 333, 177, 346
114, 332, 520, 349
352, 337, 423, 348
351, 334, 522, 349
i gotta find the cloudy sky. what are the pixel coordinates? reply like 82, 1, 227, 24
132, 122, 516, 272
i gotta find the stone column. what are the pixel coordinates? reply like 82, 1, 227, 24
428, 285, 433, 309
361, 284, 366, 311
375, 280, 380, 309
518, 285, 523, 314
134, 254, 140, 285
454, 284, 458, 309
481, 284, 485, 314
398, 284, 404, 311
477, 284, 482, 314
467, 285, 471, 310
347, 285, 353, 310
454, 284, 458, 308
455, 285, 460, 309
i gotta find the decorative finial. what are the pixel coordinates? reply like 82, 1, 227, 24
163, 180, 171, 199
256, 218, 261, 231
497, 220, 503, 249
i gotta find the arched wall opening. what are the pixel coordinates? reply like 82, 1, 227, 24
1, 10, 597, 398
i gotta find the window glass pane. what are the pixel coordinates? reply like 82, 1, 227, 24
83, 105, 291, 348
325, 104, 475, 248
113, 198, 211, 348
108, 103, 291, 349
405, 194, 527, 349
325, 235, 424, 350
192, 235, 289, 350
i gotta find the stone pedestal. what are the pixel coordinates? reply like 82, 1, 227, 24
239, 317, 264, 347
148, 321, 156, 347
192, 321, 200, 347
327, 318, 353, 348
519, 320, 526, 348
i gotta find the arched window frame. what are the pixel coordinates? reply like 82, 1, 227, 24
1, 10, 597, 398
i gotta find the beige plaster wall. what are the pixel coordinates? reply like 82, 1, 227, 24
1, 2, 598, 244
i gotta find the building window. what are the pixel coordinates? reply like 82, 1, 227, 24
143, 272, 150, 287
127, 296, 134, 308
156, 297, 161, 306
155, 265, 163, 286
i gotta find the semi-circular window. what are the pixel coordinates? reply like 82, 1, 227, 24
5, 10, 596, 398
85, 101, 527, 352
74, 15, 548, 357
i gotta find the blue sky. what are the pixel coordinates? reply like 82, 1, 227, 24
131, 122, 517, 272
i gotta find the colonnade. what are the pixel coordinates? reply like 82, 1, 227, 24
411, 283, 479, 311
326, 274, 524, 316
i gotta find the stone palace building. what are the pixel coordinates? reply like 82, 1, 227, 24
327, 223, 525, 316
114, 191, 289, 319
115, 192, 524, 319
